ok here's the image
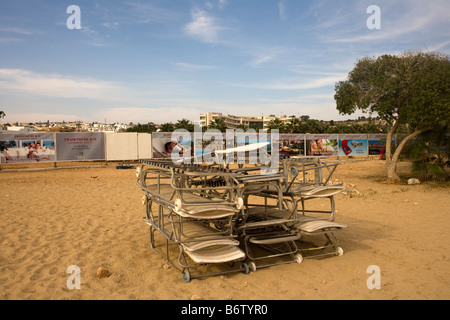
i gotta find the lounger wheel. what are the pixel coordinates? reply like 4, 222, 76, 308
336, 247, 344, 256
249, 262, 257, 272
290, 166, 299, 178
242, 263, 250, 274
183, 270, 191, 283
295, 254, 303, 264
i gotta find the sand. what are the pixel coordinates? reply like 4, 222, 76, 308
1, 160, 449, 300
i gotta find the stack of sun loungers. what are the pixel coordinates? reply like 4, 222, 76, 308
136, 157, 346, 282
261, 158, 347, 262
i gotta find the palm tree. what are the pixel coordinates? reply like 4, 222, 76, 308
175, 118, 194, 132
304, 119, 323, 133
146, 122, 157, 133
235, 124, 249, 131
159, 122, 175, 132
249, 123, 262, 131
266, 117, 285, 133
286, 117, 301, 133
208, 117, 227, 132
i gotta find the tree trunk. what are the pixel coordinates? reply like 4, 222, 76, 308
387, 126, 433, 181
385, 119, 399, 167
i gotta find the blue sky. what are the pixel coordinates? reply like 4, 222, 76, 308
1, 0, 449, 124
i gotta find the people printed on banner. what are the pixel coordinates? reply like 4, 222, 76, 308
164, 140, 188, 156
1, 145, 13, 161
27, 142, 51, 161
151, 133, 193, 159
308, 139, 338, 156
0, 139, 55, 164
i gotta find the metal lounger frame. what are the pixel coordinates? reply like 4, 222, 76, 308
137, 160, 249, 282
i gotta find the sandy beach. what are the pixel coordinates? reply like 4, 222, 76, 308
1, 159, 449, 300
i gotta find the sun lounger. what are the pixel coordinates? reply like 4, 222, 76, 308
174, 220, 247, 282
137, 160, 249, 282
237, 217, 302, 271
232, 171, 303, 271
136, 155, 348, 279
294, 215, 346, 261
256, 158, 347, 260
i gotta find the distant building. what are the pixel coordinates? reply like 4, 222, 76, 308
81, 122, 131, 133
199, 112, 292, 130
5, 126, 38, 133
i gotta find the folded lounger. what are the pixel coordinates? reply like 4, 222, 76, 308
234, 171, 303, 271
173, 216, 248, 283
138, 161, 248, 282
294, 215, 346, 261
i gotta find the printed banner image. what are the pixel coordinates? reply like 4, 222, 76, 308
279, 134, 305, 157
194, 131, 231, 157
306, 135, 339, 156
55, 133, 105, 161
152, 132, 193, 159
368, 134, 388, 155
339, 135, 368, 156
234, 132, 271, 163
0, 133, 55, 164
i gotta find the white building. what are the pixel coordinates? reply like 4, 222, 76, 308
5, 126, 38, 132
199, 112, 293, 130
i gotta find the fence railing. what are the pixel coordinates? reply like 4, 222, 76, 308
0, 131, 412, 165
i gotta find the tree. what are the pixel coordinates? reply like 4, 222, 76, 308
175, 119, 194, 132
286, 117, 302, 133
249, 123, 261, 131
300, 115, 310, 122
335, 51, 450, 181
0, 111, 5, 119
304, 119, 323, 133
208, 117, 227, 132
127, 122, 157, 133
266, 117, 285, 133
405, 123, 449, 181
159, 122, 175, 132
235, 124, 249, 131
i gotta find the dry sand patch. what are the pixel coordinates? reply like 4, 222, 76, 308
0, 160, 449, 300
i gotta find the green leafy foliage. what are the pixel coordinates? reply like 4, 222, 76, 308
207, 117, 227, 132
334, 51, 449, 180
335, 51, 450, 128
406, 124, 449, 181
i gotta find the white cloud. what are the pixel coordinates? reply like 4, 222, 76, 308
125, 1, 182, 24
249, 55, 274, 68
246, 46, 289, 68
0, 68, 215, 123
218, 0, 228, 9
0, 27, 43, 43
183, 9, 224, 43
4, 112, 83, 123
230, 75, 347, 90
80, 25, 107, 47
278, 1, 287, 21
0, 69, 131, 101
0, 37, 22, 43
172, 62, 219, 70
206, 0, 228, 10
101, 22, 120, 29
96, 106, 203, 124
426, 40, 450, 53
322, 0, 450, 44
0, 27, 33, 35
